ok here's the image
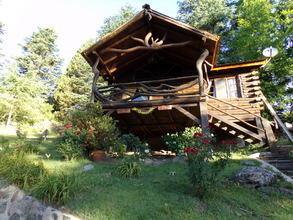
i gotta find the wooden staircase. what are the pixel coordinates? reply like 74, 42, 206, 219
258, 146, 293, 178
206, 95, 274, 146
208, 111, 266, 145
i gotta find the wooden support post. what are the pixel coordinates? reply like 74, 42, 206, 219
196, 49, 209, 135
261, 118, 276, 149
199, 101, 209, 135
255, 117, 266, 144
260, 92, 293, 144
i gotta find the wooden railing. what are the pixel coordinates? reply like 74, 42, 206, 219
94, 75, 202, 103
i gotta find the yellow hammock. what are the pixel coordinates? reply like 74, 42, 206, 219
132, 107, 155, 115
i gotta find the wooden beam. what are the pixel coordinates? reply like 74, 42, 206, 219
173, 105, 200, 124
255, 117, 266, 143
261, 118, 276, 149
260, 92, 293, 143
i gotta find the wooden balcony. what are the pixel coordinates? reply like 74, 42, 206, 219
93, 75, 206, 109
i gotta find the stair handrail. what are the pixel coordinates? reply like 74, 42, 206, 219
259, 91, 293, 143
206, 94, 274, 126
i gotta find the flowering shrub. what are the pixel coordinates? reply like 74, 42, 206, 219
58, 104, 118, 158
174, 126, 236, 198
162, 126, 202, 154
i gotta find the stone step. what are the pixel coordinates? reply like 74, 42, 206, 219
266, 159, 293, 163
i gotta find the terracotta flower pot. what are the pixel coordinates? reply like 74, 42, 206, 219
91, 150, 106, 162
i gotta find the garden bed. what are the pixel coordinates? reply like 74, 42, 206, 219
0, 135, 293, 219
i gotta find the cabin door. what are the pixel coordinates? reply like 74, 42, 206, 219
214, 77, 239, 98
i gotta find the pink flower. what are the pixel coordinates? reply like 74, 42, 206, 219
201, 138, 210, 144
193, 132, 203, 138
76, 131, 81, 135
65, 124, 72, 128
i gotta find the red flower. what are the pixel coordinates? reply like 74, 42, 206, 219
193, 132, 203, 138
201, 138, 210, 144
65, 124, 72, 128
76, 130, 81, 135
230, 140, 238, 145
190, 147, 199, 153
184, 148, 191, 153
221, 140, 227, 145
206, 125, 215, 131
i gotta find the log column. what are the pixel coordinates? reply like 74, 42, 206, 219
196, 49, 209, 135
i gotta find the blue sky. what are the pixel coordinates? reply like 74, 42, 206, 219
0, 0, 178, 70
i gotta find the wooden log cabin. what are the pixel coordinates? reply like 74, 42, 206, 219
81, 6, 291, 148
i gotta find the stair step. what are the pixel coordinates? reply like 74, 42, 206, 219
266, 160, 293, 163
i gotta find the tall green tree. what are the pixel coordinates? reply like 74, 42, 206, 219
53, 39, 96, 119
223, 0, 293, 121
177, 0, 234, 35
0, 64, 53, 126
97, 4, 137, 38
16, 27, 62, 91
0, 22, 4, 71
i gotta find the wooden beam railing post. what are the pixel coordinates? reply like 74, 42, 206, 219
260, 91, 293, 144
196, 49, 209, 135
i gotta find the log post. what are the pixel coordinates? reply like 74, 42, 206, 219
90, 57, 100, 103
196, 49, 209, 135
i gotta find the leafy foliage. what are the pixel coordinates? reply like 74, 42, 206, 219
183, 130, 233, 198
63, 104, 118, 152
162, 126, 202, 154
57, 138, 85, 161
119, 133, 148, 154
16, 27, 62, 88
177, 0, 234, 35
222, 0, 293, 121
53, 39, 106, 120
97, 5, 137, 38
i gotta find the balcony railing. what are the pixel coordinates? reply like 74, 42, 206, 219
93, 75, 203, 106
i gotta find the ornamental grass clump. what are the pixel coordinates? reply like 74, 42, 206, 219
183, 126, 235, 198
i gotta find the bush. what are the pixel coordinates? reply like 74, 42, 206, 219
63, 104, 119, 153
183, 129, 233, 198
162, 126, 201, 154
119, 133, 148, 154
114, 156, 142, 178
57, 139, 85, 160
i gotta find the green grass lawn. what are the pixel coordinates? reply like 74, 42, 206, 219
1, 134, 293, 220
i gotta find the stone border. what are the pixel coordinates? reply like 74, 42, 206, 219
249, 153, 293, 184
0, 180, 82, 220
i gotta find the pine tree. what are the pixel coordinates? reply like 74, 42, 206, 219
97, 4, 137, 38
53, 39, 102, 119
177, 0, 234, 35
16, 27, 62, 92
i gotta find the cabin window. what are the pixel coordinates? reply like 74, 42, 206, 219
214, 77, 239, 98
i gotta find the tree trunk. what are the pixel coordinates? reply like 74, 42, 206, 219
5, 106, 13, 127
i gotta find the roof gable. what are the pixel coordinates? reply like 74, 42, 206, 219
82, 8, 221, 80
